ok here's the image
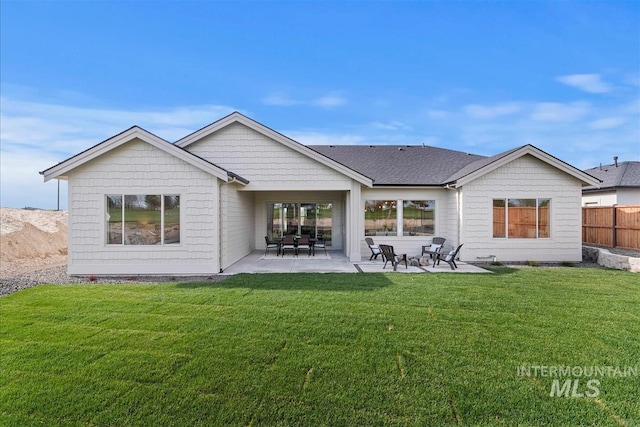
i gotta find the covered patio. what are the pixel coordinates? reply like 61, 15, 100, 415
220, 250, 490, 275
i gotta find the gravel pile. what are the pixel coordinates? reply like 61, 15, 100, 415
0, 265, 228, 298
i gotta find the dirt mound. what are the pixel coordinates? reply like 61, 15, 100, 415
1, 208, 68, 277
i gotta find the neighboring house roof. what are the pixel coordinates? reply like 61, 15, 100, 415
40, 126, 249, 184
582, 161, 640, 192
308, 145, 485, 185
175, 111, 374, 187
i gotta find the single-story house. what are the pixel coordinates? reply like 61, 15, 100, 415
582, 160, 640, 206
41, 111, 600, 275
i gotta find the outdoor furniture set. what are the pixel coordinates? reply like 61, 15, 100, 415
367, 236, 464, 270
264, 235, 328, 257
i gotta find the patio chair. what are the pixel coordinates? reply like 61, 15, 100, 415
297, 235, 312, 256
365, 237, 381, 260
379, 244, 408, 271
433, 243, 464, 270
422, 237, 446, 259
314, 235, 327, 255
281, 235, 296, 257
264, 236, 280, 256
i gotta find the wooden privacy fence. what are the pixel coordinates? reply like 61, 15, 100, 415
582, 205, 640, 250
493, 206, 549, 238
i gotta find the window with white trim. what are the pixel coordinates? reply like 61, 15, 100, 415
106, 195, 180, 245
402, 200, 435, 236
365, 200, 397, 236
364, 199, 436, 237
493, 198, 550, 238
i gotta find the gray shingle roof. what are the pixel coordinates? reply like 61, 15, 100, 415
442, 146, 524, 184
308, 145, 486, 185
582, 161, 640, 191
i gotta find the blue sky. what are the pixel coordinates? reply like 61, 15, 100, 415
1, 1, 638, 210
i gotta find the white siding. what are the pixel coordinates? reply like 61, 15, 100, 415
440, 189, 460, 250
582, 189, 640, 206
220, 182, 255, 270
618, 189, 640, 205
360, 187, 450, 258
186, 123, 353, 191
459, 154, 583, 262
582, 191, 617, 206
66, 139, 220, 275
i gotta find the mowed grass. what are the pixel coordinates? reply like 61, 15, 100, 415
1, 268, 639, 426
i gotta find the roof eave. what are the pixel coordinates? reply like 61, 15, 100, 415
372, 183, 445, 187
452, 145, 601, 188
41, 127, 232, 183
227, 172, 250, 185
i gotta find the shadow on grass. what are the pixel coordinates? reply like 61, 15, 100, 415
477, 266, 520, 275
175, 273, 394, 292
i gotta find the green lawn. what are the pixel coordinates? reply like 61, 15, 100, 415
1, 268, 638, 426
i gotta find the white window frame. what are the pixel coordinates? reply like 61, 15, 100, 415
106, 194, 181, 246
493, 198, 551, 239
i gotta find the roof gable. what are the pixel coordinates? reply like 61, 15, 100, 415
175, 111, 373, 187
40, 126, 247, 184
445, 144, 601, 187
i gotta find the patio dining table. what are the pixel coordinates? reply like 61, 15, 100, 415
274, 237, 317, 256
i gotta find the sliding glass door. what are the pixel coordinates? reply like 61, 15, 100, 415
300, 203, 316, 237
317, 203, 332, 245
268, 202, 332, 245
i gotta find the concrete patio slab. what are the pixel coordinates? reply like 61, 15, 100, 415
356, 260, 491, 273
221, 251, 358, 274
221, 251, 491, 275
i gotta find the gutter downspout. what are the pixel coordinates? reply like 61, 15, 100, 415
219, 180, 224, 273
444, 183, 461, 245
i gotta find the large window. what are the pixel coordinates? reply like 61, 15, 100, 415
403, 200, 435, 236
493, 198, 550, 238
365, 199, 436, 237
107, 195, 180, 245
365, 200, 397, 236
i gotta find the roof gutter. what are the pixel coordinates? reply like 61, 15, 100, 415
227, 173, 249, 185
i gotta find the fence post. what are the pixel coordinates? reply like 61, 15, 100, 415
612, 205, 617, 248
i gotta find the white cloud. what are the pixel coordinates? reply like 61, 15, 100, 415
622, 98, 640, 115
2, 84, 638, 210
464, 102, 521, 119
312, 94, 348, 108
0, 97, 236, 209
262, 91, 347, 108
425, 109, 449, 119
0, 147, 69, 209
556, 74, 612, 94
371, 120, 411, 131
261, 94, 300, 106
0, 97, 235, 147
625, 74, 640, 87
589, 117, 626, 130
531, 102, 590, 122
286, 131, 364, 146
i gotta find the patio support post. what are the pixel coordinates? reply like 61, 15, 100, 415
349, 180, 362, 262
